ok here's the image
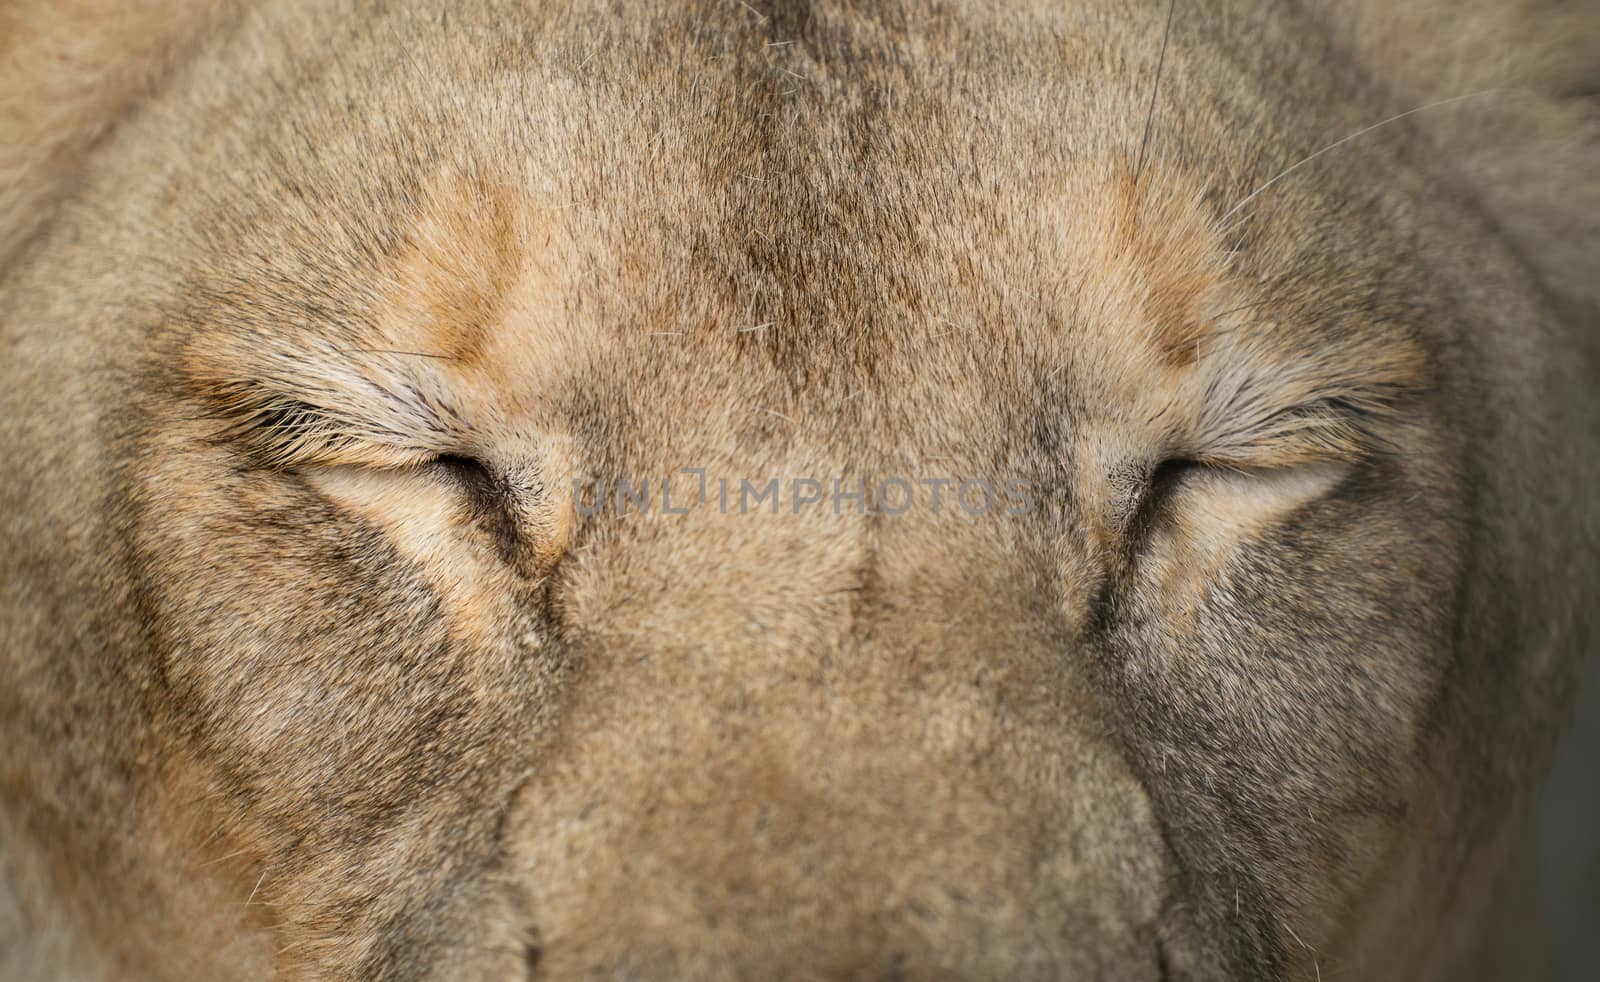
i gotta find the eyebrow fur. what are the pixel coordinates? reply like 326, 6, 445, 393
185, 336, 465, 470
1183, 327, 1430, 469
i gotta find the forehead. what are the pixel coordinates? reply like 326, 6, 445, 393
188, 0, 1426, 473
360, 7, 1252, 445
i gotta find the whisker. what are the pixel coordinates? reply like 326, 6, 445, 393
1133, 0, 1179, 186
1218, 89, 1499, 224
348, 347, 457, 361
1208, 299, 1273, 321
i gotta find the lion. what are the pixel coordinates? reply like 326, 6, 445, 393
1, 0, 1595, 979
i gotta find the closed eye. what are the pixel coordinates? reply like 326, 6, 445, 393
1124, 452, 1354, 561
433, 452, 501, 503
1129, 457, 1206, 538
427, 453, 531, 562
188, 351, 563, 572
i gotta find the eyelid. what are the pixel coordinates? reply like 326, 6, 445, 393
1188, 379, 1411, 472
204, 383, 452, 472
432, 453, 502, 500
1185, 459, 1354, 511
1130, 447, 1354, 532
1125, 457, 1204, 536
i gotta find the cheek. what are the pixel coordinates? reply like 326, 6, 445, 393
1137, 461, 1351, 618
132, 461, 459, 768
1122, 467, 1456, 785
308, 465, 545, 653
127, 432, 554, 781
1108, 481, 1461, 950
124, 455, 560, 978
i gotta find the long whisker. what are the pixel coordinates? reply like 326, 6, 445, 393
349, 347, 458, 361
1133, 0, 1179, 186
1218, 89, 1499, 224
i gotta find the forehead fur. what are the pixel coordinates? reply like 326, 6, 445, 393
179, 0, 1430, 495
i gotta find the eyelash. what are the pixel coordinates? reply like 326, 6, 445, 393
431, 453, 531, 559
432, 453, 502, 505
1128, 457, 1205, 538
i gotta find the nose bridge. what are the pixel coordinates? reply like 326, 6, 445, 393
507, 656, 1169, 979
515, 447, 1171, 975
547, 456, 1115, 799
559, 443, 1075, 656
514, 523, 1168, 976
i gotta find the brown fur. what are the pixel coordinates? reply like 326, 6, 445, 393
2, 1, 1596, 979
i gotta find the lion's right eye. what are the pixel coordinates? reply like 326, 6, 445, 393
428, 452, 559, 567
433, 453, 500, 501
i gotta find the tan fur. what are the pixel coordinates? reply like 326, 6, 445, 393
1304, 0, 1600, 315
0, 0, 231, 267
2, 1, 1596, 980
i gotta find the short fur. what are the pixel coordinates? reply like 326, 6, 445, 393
1, 1, 1596, 979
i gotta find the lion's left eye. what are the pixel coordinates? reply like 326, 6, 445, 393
1148, 457, 1204, 507
1127, 457, 1206, 536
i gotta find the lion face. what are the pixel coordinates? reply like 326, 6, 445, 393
3, 1, 1596, 980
